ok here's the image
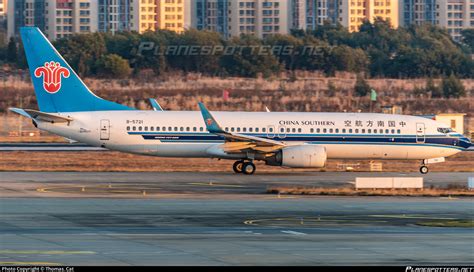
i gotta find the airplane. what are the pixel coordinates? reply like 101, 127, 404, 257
9, 27, 472, 175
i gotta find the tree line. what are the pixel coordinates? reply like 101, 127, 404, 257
1, 19, 473, 79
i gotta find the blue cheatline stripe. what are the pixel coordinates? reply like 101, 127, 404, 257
127, 132, 468, 150
128, 131, 456, 138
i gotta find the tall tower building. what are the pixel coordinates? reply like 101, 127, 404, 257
401, 0, 437, 26
228, 0, 290, 38
8, 0, 97, 40
157, 0, 184, 33
130, 0, 185, 33
436, 0, 474, 42
339, 0, 399, 32
98, 0, 130, 33
291, 0, 306, 30
195, 0, 229, 37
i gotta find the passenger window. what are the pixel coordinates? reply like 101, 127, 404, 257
280, 128, 284, 133
355, 129, 359, 133
186, 127, 190, 132
168, 127, 172, 131
385, 129, 389, 134
292, 128, 296, 133
156, 127, 160, 131
298, 128, 302, 133
243, 127, 247, 132
231, 127, 235, 132
335, 128, 339, 133
268, 127, 273, 132
180, 127, 184, 132
323, 128, 327, 133
174, 127, 178, 131
249, 128, 253, 132
237, 127, 241, 132
133, 126, 136, 131
287, 128, 291, 133
310, 128, 314, 133
391, 129, 395, 134
200, 127, 204, 132
193, 127, 197, 132
342, 128, 346, 133
145, 127, 148, 131
139, 126, 142, 131
349, 129, 353, 133
368, 129, 371, 133
150, 127, 154, 131
255, 128, 259, 133
361, 129, 365, 133
397, 129, 401, 134
162, 127, 166, 131
126, 126, 130, 131
225, 127, 229, 132
317, 128, 321, 133
329, 128, 333, 133
262, 128, 266, 133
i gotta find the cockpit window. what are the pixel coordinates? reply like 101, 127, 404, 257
437, 127, 454, 134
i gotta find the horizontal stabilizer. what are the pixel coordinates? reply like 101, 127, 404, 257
9, 108, 73, 123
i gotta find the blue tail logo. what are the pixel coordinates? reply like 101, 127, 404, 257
34, 61, 70, 94
21, 27, 133, 113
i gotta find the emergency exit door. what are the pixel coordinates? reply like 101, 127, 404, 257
100, 119, 110, 140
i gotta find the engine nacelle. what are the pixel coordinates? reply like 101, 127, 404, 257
266, 145, 327, 168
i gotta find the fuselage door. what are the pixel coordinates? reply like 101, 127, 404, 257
100, 119, 110, 141
416, 123, 425, 143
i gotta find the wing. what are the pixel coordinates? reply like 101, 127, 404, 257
198, 103, 285, 154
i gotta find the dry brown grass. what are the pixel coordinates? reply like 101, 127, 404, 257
0, 151, 472, 172
267, 186, 474, 197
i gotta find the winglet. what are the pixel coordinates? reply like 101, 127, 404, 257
198, 103, 225, 134
149, 98, 164, 111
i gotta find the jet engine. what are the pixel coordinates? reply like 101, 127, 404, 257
265, 145, 327, 168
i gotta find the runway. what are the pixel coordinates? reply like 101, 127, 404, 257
0, 171, 473, 265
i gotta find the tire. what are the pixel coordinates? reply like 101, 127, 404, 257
233, 161, 244, 174
420, 166, 429, 174
242, 162, 256, 175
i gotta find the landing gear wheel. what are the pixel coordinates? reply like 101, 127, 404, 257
420, 165, 429, 174
242, 162, 256, 175
233, 161, 244, 174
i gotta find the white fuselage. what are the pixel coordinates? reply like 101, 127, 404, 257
36, 111, 469, 162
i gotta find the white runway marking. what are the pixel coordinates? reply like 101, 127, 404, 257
281, 230, 307, 236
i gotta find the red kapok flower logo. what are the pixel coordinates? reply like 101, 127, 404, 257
34, 61, 70, 94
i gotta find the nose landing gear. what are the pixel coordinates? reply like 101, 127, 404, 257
233, 160, 256, 175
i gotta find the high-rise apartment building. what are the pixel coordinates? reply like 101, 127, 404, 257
8, 0, 97, 40
400, 0, 437, 26
195, 0, 229, 37
228, 0, 290, 38
130, 0, 185, 33
339, 0, 399, 32
157, 0, 184, 33
436, 0, 473, 42
98, 0, 130, 33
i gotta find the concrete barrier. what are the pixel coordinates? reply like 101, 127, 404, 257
355, 177, 423, 189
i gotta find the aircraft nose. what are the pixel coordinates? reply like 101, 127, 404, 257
460, 136, 472, 149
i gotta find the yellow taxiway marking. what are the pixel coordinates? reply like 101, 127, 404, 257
0, 262, 62, 266
188, 182, 245, 188
0, 250, 95, 255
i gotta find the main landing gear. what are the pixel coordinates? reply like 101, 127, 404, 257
419, 165, 429, 174
233, 160, 256, 175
